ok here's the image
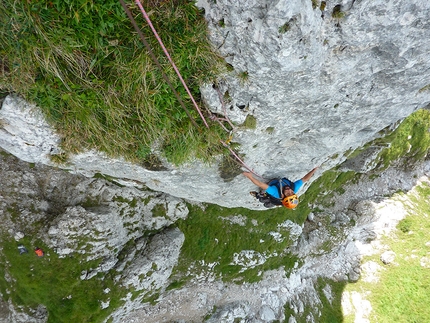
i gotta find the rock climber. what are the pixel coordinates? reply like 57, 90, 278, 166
243, 167, 318, 208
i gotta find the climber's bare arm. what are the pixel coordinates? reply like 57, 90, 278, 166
302, 167, 318, 182
243, 172, 269, 190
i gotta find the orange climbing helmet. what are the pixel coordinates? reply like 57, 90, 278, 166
282, 194, 299, 209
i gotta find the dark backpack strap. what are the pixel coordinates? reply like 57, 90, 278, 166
281, 178, 295, 192
277, 179, 283, 198
268, 196, 283, 205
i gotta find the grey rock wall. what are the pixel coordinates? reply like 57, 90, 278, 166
197, 0, 430, 181
1, 0, 429, 209
0, 149, 187, 322
1, 1, 430, 322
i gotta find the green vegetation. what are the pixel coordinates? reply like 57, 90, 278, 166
171, 163, 365, 285
279, 22, 291, 34
265, 126, 275, 134
242, 114, 257, 129
0, 236, 126, 323
332, 5, 345, 19
311, 0, 320, 10
301, 170, 358, 211
375, 109, 430, 169
151, 203, 167, 218
344, 182, 430, 323
171, 161, 371, 285
397, 217, 412, 233
340, 109, 430, 172
173, 203, 300, 284
0, 0, 227, 165
238, 71, 249, 83
49, 152, 69, 165
320, 1, 327, 11
218, 152, 244, 182
316, 278, 345, 322
418, 84, 430, 93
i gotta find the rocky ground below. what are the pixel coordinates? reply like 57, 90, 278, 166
1, 145, 429, 322
112, 161, 430, 322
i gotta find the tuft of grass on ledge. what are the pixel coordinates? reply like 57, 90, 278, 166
0, 0, 226, 165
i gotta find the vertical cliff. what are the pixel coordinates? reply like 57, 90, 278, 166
1, 0, 430, 208
1, 0, 430, 322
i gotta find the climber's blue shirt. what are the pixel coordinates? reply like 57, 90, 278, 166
266, 179, 303, 198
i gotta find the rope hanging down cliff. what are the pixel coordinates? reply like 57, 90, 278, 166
120, 0, 262, 178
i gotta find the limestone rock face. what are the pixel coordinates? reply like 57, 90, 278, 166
1, 0, 430, 210
197, 0, 430, 185
46, 183, 188, 265
121, 227, 185, 292
380, 250, 396, 265
0, 149, 188, 321
1, 1, 430, 322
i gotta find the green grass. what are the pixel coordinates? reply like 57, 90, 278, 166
285, 277, 346, 323
338, 109, 430, 173
238, 71, 249, 83
170, 167, 361, 285
316, 278, 345, 323
299, 170, 358, 212
375, 109, 430, 169
170, 168, 362, 284
0, 236, 126, 323
279, 22, 291, 34
368, 183, 430, 323
344, 182, 430, 323
173, 203, 301, 284
331, 5, 345, 19
311, 0, 320, 10
0, 0, 227, 165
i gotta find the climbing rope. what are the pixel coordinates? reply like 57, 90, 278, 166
121, 0, 264, 178
211, 85, 236, 134
134, 0, 209, 128
119, 0, 199, 129
220, 140, 262, 178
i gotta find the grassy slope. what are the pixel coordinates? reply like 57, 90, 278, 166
174, 203, 300, 284
0, 0, 226, 164
0, 236, 125, 323
344, 183, 430, 323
